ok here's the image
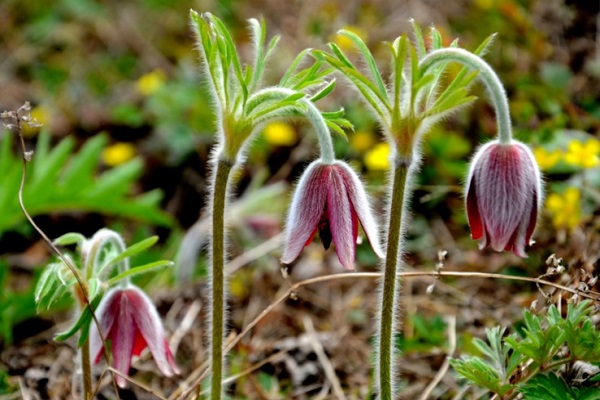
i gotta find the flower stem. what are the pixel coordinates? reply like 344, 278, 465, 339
81, 338, 93, 399
73, 285, 93, 400
251, 87, 336, 163
419, 48, 513, 145
209, 158, 233, 400
377, 158, 410, 400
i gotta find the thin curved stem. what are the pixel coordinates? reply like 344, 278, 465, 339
10, 109, 122, 399
209, 158, 233, 400
419, 48, 512, 145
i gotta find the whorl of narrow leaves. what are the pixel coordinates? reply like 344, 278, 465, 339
189, 11, 352, 162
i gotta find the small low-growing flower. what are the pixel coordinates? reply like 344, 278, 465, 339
465, 140, 542, 257
564, 139, 600, 169
263, 122, 297, 146
364, 142, 391, 171
533, 147, 562, 171
281, 159, 383, 270
101, 142, 136, 167
546, 187, 581, 231
90, 285, 179, 387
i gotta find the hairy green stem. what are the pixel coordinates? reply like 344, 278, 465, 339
81, 337, 92, 399
251, 87, 336, 163
419, 48, 513, 145
209, 158, 233, 400
377, 159, 410, 400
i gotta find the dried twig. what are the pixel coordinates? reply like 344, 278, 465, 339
302, 315, 347, 400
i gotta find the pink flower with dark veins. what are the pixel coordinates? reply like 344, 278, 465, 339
465, 140, 542, 257
281, 159, 383, 270
90, 285, 180, 387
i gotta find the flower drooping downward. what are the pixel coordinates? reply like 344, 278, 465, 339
282, 160, 383, 270
466, 140, 542, 257
90, 285, 179, 387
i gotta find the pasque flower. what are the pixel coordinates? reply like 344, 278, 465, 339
466, 140, 542, 257
282, 159, 383, 270
90, 285, 179, 387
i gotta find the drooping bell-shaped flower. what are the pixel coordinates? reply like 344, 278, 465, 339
465, 140, 542, 257
281, 159, 384, 270
90, 285, 180, 387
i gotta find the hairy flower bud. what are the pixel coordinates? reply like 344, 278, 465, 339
465, 140, 542, 257
281, 159, 383, 270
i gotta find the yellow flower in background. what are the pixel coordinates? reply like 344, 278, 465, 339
564, 139, 600, 169
22, 106, 50, 137
332, 25, 369, 52
350, 130, 375, 153
533, 147, 562, 171
546, 187, 581, 231
102, 142, 136, 167
364, 142, 390, 171
136, 69, 166, 96
263, 122, 297, 146
474, 0, 494, 9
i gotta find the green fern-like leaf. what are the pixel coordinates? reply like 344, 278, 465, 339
519, 372, 600, 400
0, 131, 171, 237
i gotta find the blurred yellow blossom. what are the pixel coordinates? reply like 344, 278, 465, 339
136, 69, 166, 96
22, 106, 50, 137
533, 147, 562, 171
364, 143, 390, 171
564, 139, 600, 169
263, 122, 296, 146
474, 0, 494, 9
332, 25, 369, 52
546, 187, 581, 231
350, 130, 375, 153
102, 142, 136, 167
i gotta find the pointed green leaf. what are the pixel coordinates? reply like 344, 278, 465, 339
309, 79, 336, 102
54, 292, 103, 342
101, 236, 159, 272
337, 29, 389, 103
410, 19, 427, 59
106, 260, 174, 286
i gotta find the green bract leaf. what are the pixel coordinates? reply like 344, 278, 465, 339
54, 292, 103, 342
99, 236, 159, 273
336, 30, 389, 103
410, 19, 427, 59
106, 260, 174, 286
309, 79, 336, 103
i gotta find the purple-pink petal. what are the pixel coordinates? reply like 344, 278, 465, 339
111, 292, 136, 388
336, 161, 384, 258
90, 287, 121, 364
281, 161, 329, 264
327, 166, 355, 270
129, 286, 180, 376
